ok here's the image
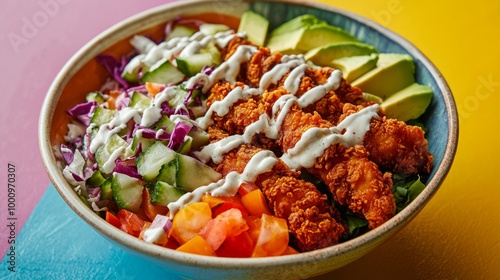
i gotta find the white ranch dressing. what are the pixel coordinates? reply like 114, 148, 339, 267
168, 150, 278, 218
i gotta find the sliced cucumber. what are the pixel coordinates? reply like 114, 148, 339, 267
90, 106, 116, 126
188, 129, 209, 150
111, 172, 144, 212
155, 116, 176, 133
141, 60, 185, 85
95, 133, 128, 174
176, 154, 221, 192
86, 92, 106, 104
100, 178, 113, 200
87, 170, 107, 187
130, 133, 155, 153
157, 158, 178, 186
121, 55, 148, 83
176, 53, 214, 77
136, 142, 177, 181
150, 181, 185, 207
166, 25, 196, 40
177, 136, 192, 154
129, 91, 151, 110
167, 88, 189, 108
199, 23, 230, 35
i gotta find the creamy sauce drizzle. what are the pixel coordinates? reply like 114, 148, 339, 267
168, 150, 278, 218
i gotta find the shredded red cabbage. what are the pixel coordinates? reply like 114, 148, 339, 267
67, 101, 98, 126
168, 122, 192, 150
96, 55, 131, 89
60, 144, 74, 165
114, 158, 142, 179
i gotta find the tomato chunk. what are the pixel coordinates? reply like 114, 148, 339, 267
116, 209, 146, 237
171, 202, 212, 244
200, 208, 249, 251
212, 201, 249, 218
105, 211, 121, 228
252, 214, 289, 257
216, 231, 254, 258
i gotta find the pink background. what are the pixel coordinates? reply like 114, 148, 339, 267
0, 0, 177, 257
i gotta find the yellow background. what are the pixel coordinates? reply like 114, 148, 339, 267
312, 0, 500, 279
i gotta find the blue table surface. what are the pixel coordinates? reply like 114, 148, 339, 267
1, 185, 173, 280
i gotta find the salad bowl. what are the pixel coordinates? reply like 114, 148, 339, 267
38, 0, 458, 279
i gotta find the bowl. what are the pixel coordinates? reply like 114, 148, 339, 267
38, 0, 458, 279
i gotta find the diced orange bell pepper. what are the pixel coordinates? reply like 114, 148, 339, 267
171, 202, 212, 244
241, 189, 272, 217
106, 90, 121, 110
252, 214, 289, 257
176, 235, 216, 256
145, 82, 165, 97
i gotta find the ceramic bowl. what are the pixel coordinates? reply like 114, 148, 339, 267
39, 0, 458, 279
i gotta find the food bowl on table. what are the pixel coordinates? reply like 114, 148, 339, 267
38, 0, 458, 279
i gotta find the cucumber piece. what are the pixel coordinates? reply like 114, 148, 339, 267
130, 134, 155, 153
90, 106, 116, 126
199, 23, 230, 35
100, 178, 113, 200
177, 136, 192, 154
166, 25, 196, 40
87, 170, 107, 187
141, 60, 184, 85
176, 53, 214, 77
95, 133, 128, 174
157, 158, 178, 186
111, 172, 144, 212
155, 116, 176, 133
167, 88, 189, 108
86, 92, 106, 104
176, 154, 222, 192
121, 55, 149, 83
136, 142, 177, 181
150, 181, 185, 207
188, 129, 209, 150
129, 91, 151, 110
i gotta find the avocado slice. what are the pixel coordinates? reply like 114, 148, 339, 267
351, 53, 415, 99
304, 42, 377, 66
269, 14, 327, 37
380, 83, 433, 121
331, 53, 379, 82
238, 11, 269, 46
266, 24, 359, 54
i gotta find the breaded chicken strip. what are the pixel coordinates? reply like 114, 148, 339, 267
207, 135, 345, 252
340, 104, 434, 174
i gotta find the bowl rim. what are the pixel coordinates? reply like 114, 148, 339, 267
38, 0, 459, 271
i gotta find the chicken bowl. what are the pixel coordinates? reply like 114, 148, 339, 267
38, 0, 458, 278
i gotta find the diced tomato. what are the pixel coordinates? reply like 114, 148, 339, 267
105, 211, 121, 228
176, 235, 216, 256
200, 208, 249, 251
212, 201, 249, 218
142, 188, 169, 221
216, 231, 254, 258
116, 209, 146, 237
244, 215, 262, 245
252, 214, 289, 257
241, 189, 272, 217
238, 182, 259, 196
171, 202, 212, 245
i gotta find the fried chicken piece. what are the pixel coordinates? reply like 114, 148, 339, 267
210, 142, 345, 252
340, 103, 434, 174
276, 103, 395, 229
